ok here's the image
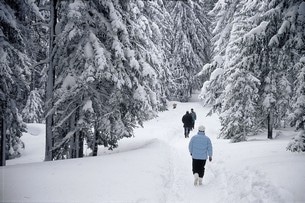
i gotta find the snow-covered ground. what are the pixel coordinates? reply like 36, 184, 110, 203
1, 94, 305, 203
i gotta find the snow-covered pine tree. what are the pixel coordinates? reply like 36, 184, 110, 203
91, 0, 169, 151
200, 0, 264, 141
287, 56, 305, 152
218, 1, 267, 141
199, 0, 241, 114
122, 0, 169, 116
258, 0, 305, 139
165, 0, 211, 102
22, 0, 48, 124
201, 0, 305, 142
45, 0, 170, 159
47, 0, 106, 159
0, 0, 42, 160
220, 69, 260, 142
45, 0, 57, 161
153, 0, 174, 100
22, 89, 44, 123
140, 0, 170, 112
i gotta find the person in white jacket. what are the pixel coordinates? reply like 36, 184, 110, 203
188, 125, 213, 186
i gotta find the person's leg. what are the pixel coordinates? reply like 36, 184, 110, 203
192, 159, 200, 185
197, 160, 206, 185
184, 127, 187, 138
192, 159, 197, 174
198, 160, 207, 178
186, 127, 190, 137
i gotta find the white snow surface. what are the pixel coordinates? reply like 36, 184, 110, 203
1, 93, 305, 203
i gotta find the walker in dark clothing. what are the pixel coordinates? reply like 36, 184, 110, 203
182, 111, 193, 138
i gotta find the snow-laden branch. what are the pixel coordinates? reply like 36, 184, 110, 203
30, 58, 49, 70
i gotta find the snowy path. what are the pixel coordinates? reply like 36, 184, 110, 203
128, 95, 295, 203
2, 93, 305, 202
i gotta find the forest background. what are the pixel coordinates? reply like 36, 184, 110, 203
0, 0, 304, 165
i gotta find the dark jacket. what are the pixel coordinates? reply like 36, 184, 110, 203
182, 113, 193, 128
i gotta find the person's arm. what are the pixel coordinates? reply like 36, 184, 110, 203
188, 138, 193, 155
208, 138, 213, 161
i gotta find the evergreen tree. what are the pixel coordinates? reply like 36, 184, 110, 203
46, 0, 171, 159
199, 0, 241, 113
201, 0, 305, 142
45, 0, 57, 161
165, 0, 211, 101
258, 0, 304, 139
22, 0, 48, 124
0, 0, 42, 160
22, 88, 44, 123
287, 56, 305, 152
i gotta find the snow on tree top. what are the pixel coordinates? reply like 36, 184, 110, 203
299, 2, 305, 16
245, 21, 269, 38
62, 75, 76, 90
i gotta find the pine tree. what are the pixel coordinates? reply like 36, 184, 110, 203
45, 0, 171, 159
45, 0, 57, 161
22, 89, 44, 123
201, 0, 305, 142
287, 56, 305, 152
165, 0, 211, 101
22, 0, 48, 124
220, 69, 260, 142
138, 0, 170, 112
219, 2, 267, 141
0, 0, 42, 161
199, 0, 241, 113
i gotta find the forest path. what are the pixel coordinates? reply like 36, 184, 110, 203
155, 93, 290, 203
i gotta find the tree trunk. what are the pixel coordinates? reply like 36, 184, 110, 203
69, 111, 76, 159
74, 132, 79, 158
92, 125, 98, 156
0, 99, 6, 166
45, 0, 57, 161
78, 131, 84, 158
267, 112, 273, 139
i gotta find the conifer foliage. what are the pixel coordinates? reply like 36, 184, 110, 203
45, 0, 171, 159
200, 0, 305, 144
287, 56, 305, 152
0, 0, 43, 160
165, 0, 211, 101
2, 0, 304, 163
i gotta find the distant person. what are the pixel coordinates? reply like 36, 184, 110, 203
182, 111, 193, 138
188, 125, 213, 186
190, 108, 197, 130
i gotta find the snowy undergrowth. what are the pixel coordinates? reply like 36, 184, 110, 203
1, 95, 305, 203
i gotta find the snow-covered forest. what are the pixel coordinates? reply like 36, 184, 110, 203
0, 0, 305, 166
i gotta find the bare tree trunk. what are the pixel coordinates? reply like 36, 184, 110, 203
69, 106, 84, 159
78, 131, 84, 158
267, 112, 273, 139
69, 111, 76, 159
73, 132, 79, 158
45, 0, 57, 161
0, 99, 6, 166
92, 126, 99, 156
